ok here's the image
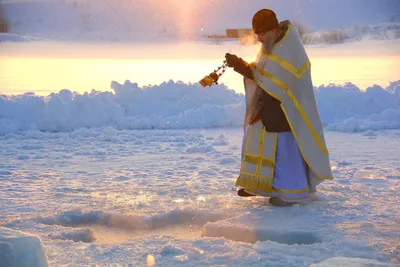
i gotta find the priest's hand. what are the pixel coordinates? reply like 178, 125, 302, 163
225, 53, 240, 68
224, 53, 253, 80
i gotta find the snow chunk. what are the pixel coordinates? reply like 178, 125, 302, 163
219, 157, 236, 165
311, 257, 399, 267
186, 145, 214, 153
17, 155, 30, 160
338, 161, 353, 166
160, 245, 185, 256
0, 170, 12, 175
202, 222, 321, 245
0, 227, 48, 267
49, 229, 96, 243
38, 211, 109, 227
362, 130, 377, 136
212, 135, 229, 146
113, 176, 131, 182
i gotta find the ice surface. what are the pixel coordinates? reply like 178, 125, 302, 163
0, 128, 398, 266
203, 222, 321, 245
0, 227, 48, 267
311, 257, 400, 267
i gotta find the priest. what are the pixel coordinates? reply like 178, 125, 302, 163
226, 9, 334, 206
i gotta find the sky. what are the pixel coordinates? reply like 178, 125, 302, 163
2, 0, 400, 36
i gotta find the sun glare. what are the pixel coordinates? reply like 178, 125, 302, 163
164, 0, 211, 39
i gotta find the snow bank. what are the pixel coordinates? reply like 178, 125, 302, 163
311, 257, 399, 267
0, 81, 244, 134
0, 227, 48, 267
0, 80, 399, 134
317, 82, 400, 132
386, 81, 400, 94
301, 22, 400, 44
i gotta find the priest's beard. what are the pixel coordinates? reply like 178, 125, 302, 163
262, 39, 275, 54
256, 39, 275, 61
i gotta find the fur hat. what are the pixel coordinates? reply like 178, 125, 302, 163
252, 9, 279, 34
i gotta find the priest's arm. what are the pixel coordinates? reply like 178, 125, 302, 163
225, 53, 254, 80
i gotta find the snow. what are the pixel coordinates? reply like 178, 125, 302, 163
311, 257, 400, 267
1, 80, 399, 134
386, 81, 400, 94
203, 222, 321, 245
49, 228, 95, 243
316, 82, 400, 132
300, 22, 400, 45
0, 227, 48, 267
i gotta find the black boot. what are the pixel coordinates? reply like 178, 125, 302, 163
269, 197, 298, 207
237, 188, 256, 197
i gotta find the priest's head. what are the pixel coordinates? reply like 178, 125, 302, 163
252, 9, 280, 52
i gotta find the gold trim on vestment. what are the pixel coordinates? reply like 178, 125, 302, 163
252, 65, 328, 155
268, 53, 311, 79
243, 154, 274, 168
256, 125, 265, 176
236, 123, 279, 192
248, 67, 333, 181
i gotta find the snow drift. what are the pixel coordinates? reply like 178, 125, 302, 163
0, 80, 399, 134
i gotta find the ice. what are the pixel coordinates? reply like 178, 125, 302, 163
160, 245, 186, 256
0, 128, 398, 266
203, 222, 321, 245
311, 257, 400, 267
0, 227, 48, 267
49, 228, 96, 243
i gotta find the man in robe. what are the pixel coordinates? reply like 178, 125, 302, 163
226, 9, 333, 206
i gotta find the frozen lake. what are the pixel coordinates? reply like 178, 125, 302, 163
1, 39, 399, 95
0, 127, 399, 266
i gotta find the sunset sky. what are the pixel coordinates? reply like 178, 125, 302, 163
4, 0, 399, 38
